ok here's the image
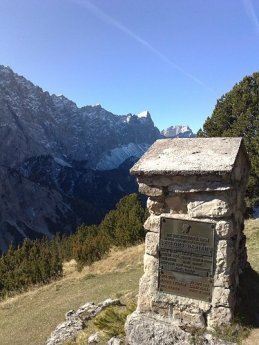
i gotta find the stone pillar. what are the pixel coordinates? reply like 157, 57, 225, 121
125, 138, 249, 344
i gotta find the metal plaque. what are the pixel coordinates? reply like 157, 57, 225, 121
158, 217, 215, 301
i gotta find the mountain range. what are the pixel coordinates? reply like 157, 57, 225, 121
0, 65, 194, 251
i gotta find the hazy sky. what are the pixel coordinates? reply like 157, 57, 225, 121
0, 0, 258, 132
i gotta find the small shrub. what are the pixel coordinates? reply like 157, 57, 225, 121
94, 304, 136, 337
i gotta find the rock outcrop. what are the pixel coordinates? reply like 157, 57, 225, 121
46, 299, 121, 345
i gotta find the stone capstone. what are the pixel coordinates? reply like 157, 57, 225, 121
130, 137, 244, 176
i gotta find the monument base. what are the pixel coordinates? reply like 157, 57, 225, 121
125, 311, 235, 345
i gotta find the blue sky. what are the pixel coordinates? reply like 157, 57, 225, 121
0, 0, 258, 132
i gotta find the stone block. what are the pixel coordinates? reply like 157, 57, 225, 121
137, 273, 157, 312
154, 292, 211, 313
207, 307, 233, 329
211, 287, 235, 308
150, 302, 170, 318
138, 255, 159, 312
147, 198, 166, 215
215, 220, 235, 239
144, 253, 159, 274
187, 194, 232, 218
173, 309, 206, 328
137, 176, 175, 187
168, 181, 232, 193
213, 272, 235, 288
145, 232, 159, 256
165, 195, 187, 213
215, 240, 236, 276
144, 215, 161, 233
138, 183, 164, 197
125, 312, 191, 345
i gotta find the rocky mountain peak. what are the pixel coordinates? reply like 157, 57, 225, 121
161, 125, 195, 138
137, 110, 151, 119
0, 65, 195, 251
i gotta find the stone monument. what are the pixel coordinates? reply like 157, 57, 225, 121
125, 138, 249, 344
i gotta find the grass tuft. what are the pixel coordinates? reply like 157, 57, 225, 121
94, 304, 136, 337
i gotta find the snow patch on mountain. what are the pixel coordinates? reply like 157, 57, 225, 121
96, 143, 150, 170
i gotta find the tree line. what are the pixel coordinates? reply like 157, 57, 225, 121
0, 193, 147, 299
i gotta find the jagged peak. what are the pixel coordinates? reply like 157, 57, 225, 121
161, 125, 195, 138
137, 110, 151, 119
51, 93, 77, 108
0, 65, 14, 73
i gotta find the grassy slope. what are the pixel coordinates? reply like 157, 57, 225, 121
0, 220, 258, 345
0, 244, 144, 345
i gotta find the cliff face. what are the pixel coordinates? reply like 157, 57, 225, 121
0, 66, 162, 250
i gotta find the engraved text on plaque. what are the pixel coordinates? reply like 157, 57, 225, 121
158, 218, 215, 301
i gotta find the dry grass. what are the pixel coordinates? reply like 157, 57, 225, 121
245, 219, 259, 273
63, 243, 144, 278
0, 244, 144, 345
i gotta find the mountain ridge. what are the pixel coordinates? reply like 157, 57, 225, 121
0, 65, 194, 250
